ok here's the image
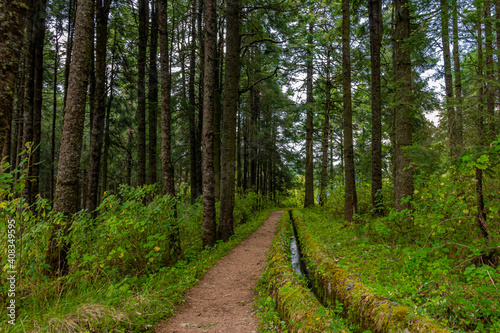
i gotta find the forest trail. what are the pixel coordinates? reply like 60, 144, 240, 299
155, 210, 283, 333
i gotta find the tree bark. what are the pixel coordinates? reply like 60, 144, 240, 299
451, 0, 463, 157
21, 0, 36, 204
148, 0, 159, 185
202, 0, 217, 247
219, 0, 240, 241
237, 108, 242, 189
50, 35, 60, 202
369, 0, 383, 214
47, 0, 94, 276
320, 46, 331, 207
13, 70, 25, 174
32, 0, 47, 200
484, 0, 495, 137
196, 0, 204, 199
304, 22, 315, 208
243, 114, 248, 191
63, 0, 76, 110
188, 0, 199, 203
0, 0, 28, 163
393, 0, 414, 212
343, 0, 357, 220
126, 129, 133, 186
250, 84, 260, 190
159, 0, 181, 256
441, 0, 456, 158
475, 11, 489, 238
137, 0, 149, 186
102, 28, 117, 195
87, 0, 110, 214
214, 30, 223, 202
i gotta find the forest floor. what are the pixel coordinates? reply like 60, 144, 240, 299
155, 210, 283, 333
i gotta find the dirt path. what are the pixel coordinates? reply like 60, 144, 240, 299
156, 211, 283, 333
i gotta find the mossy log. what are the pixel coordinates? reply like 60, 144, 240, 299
262, 211, 349, 332
293, 212, 451, 333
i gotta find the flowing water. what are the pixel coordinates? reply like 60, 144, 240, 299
290, 235, 303, 276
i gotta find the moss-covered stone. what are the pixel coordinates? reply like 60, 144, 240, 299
261, 210, 350, 332
292, 210, 451, 333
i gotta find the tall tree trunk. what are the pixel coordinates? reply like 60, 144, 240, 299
343, 0, 357, 220
393, 0, 414, 212
249, 72, 261, 192
13, 70, 25, 175
214, 29, 223, 202
451, 0, 463, 157
441, 0, 455, 157
0, 0, 28, 164
390, 4, 397, 190
484, 0, 495, 137
22, 0, 36, 205
102, 30, 117, 195
369, 0, 383, 214
9, 75, 20, 171
2, 106, 12, 167
219, 0, 240, 241
250, 85, 258, 190
202, 0, 217, 247
475, 11, 489, 238
32, 0, 47, 200
50, 35, 60, 202
159, 0, 181, 256
87, 0, 110, 214
196, 0, 204, 199
126, 129, 132, 186
63, 0, 76, 110
304, 22, 315, 208
148, 0, 159, 185
243, 115, 248, 192
320, 46, 331, 207
237, 108, 242, 189
137, 0, 149, 186
47, 0, 94, 276
89, 25, 95, 150
188, 0, 199, 203
101, 79, 113, 193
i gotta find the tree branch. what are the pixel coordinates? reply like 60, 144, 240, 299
239, 66, 280, 94
241, 37, 290, 58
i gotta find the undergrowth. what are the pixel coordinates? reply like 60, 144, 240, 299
254, 280, 288, 333
0, 158, 274, 332
312, 137, 500, 332
300, 163, 500, 332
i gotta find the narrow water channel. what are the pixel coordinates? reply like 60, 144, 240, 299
288, 210, 311, 288
290, 235, 303, 276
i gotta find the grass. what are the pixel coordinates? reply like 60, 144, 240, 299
2, 200, 274, 332
293, 207, 500, 333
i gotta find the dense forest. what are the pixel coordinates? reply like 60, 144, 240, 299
1, 0, 500, 331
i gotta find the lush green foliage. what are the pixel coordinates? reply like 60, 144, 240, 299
305, 146, 500, 333
254, 282, 289, 333
0, 160, 273, 331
